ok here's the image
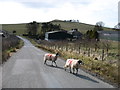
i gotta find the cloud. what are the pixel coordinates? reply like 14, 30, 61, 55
0, 2, 44, 23
21, 2, 55, 8
119, 1, 120, 23
0, 0, 119, 28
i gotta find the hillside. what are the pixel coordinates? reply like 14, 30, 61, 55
2, 24, 27, 35
51, 20, 113, 34
2, 20, 113, 35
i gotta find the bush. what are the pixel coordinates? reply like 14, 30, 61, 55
2, 32, 22, 64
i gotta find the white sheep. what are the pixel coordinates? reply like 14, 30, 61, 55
44, 53, 59, 67
64, 59, 83, 74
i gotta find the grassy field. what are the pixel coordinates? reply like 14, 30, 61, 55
2, 24, 27, 35
2, 20, 113, 35
51, 20, 113, 34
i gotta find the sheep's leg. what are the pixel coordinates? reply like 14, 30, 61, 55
51, 61, 53, 66
44, 59, 47, 64
72, 68, 75, 74
64, 65, 67, 71
54, 61, 57, 67
76, 68, 78, 74
64, 68, 66, 71
69, 67, 72, 73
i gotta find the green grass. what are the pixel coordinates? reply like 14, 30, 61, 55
51, 20, 113, 34
2, 20, 113, 35
2, 24, 27, 35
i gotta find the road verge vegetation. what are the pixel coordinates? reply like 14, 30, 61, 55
2, 35, 24, 64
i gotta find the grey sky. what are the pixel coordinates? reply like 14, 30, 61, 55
118, 1, 120, 23
0, 0, 119, 28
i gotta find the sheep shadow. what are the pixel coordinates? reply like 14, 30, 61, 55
45, 64, 64, 70
73, 73, 99, 83
45, 64, 99, 84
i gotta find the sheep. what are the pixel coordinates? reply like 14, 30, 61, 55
64, 59, 83, 74
44, 53, 59, 67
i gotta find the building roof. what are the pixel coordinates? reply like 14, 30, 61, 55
97, 31, 120, 34
46, 30, 67, 34
68, 30, 83, 36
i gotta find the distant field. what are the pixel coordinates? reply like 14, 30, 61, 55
2, 23, 42, 35
2, 24, 27, 35
2, 20, 113, 35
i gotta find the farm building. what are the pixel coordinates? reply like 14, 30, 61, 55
45, 30, 73, 41
68, 29, 83, 39
97, 31, 120, 41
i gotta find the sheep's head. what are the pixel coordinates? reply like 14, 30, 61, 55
56, 53, 59, 56
78, 60, 84, 65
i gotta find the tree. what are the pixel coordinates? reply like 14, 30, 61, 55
101, 41, 110, 60
92, 30, 99, 40
86, 30, 92, 39
114, 23, 120, 30
85, 30, 99, 41
40, 22, 61, 39
96, 21, 105, 27
26, 21, 39, 36
104, 41, 111, 56
94, 21, 105, 31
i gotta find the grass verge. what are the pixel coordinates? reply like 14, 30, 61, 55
2, 39, 24, 64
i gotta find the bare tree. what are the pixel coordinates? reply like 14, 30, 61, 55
101, 49, 105, 61
104, 41, 111, 56
96, 21, 105, 27
94, 21, 105, 31
101, 41, 108, 61
114, 23, 120, 30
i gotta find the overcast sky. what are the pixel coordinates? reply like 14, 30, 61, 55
0, 0, 119, 28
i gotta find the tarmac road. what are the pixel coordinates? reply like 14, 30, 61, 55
2, 37, 114, 88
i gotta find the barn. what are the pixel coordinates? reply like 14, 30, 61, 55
45, 30, 73, 41
68, 29, 83, 39
97, 31, 120, 41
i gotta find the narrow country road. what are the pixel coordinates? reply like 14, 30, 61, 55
2, 37, 114, 88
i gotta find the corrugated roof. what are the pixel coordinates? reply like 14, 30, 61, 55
46, 30, 67, 34
97, 31, 120, 34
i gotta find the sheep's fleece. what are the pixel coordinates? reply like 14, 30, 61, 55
64, 59, 83, 74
